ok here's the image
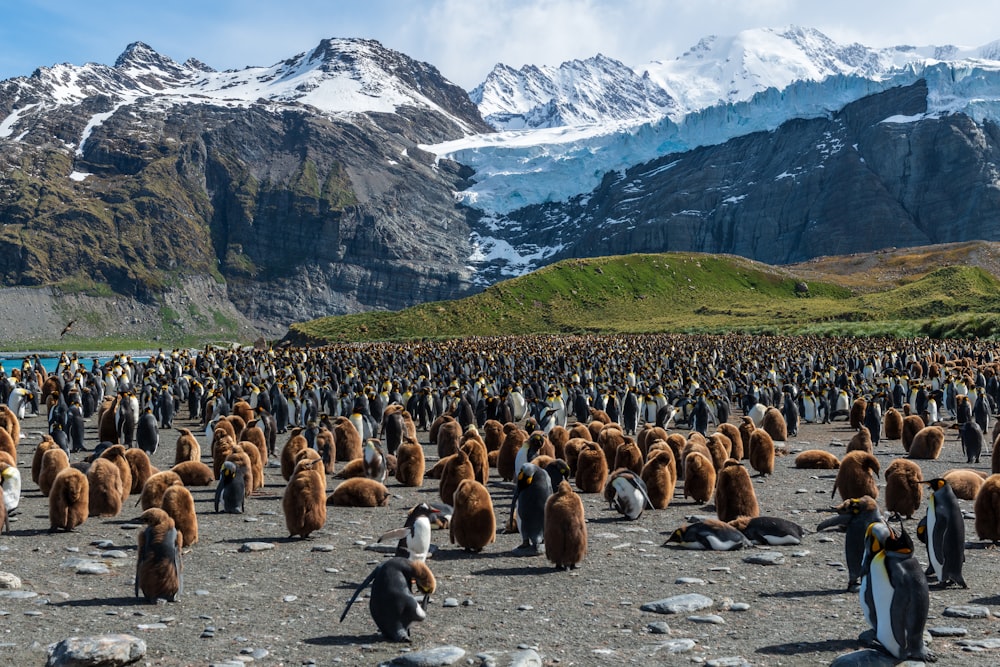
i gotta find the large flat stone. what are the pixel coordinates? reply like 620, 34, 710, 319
46, 634, 147, 667
641, 593, 714, 614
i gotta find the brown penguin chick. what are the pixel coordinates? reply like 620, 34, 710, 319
907, 425, 946, 460
449, 478, 496, 552
992, 433, 1000, 475
211, 418, 237, 447
832, 450, 881, 500
613, 439, 643, 475
567, 422, 591, 442
97, 396, 119, 443
589, 408, 611, 425
425, 455, 453, 480
531, 454, 557, 470
794, 449, 840, 469
748, 429, 776, 477
428, 413, 449, 446
849, 397, 867, 430
335, 457, 367, 479
87, 457, 124, 517
238, 422, 268, 468
883, 407, 904, 440
760, 406, 787, 443
232, 399, 254, 425
714, 459, 759, 522
100, 445, 134, 501
544, 480, 587, 570
0, 451, 13, 469
548, 425, 569, 460
0, 428, 15, 466
225, 451, 254, 498
497, 426, 527, 482
123, 447, 152, 496
680, 440, 713, 475
314, 427, 335, 473
49, 467, 89, 531
884, 458, 923, 519
483, 419, 505, 452
38, 447, 70, 497
665, 433, 688, 468
575, 442, 609, 493
333, 416, 363, 462
738, 417, 756, 459
283, 458, 327, 538
683, 451, 716, 504
563, 438, 589, 478
134, 508, 182, 602
974, 474, 1000, 543
280, 430, 308, 481
705, 433, 732, 471
587, 419, 605, 442
0, 404, 21, 446
174, 428, 201, 465
212, 433, 236, 480
637, 426, 668, 457
171, 460, 215, 487
235, 442, 264, 493
327, 477, 390, 507
640, 448, 677, 509
847, 426, 874, 454
161, 485, 199, 547
139, 471, 184, 511
439, 447, 475, 505
598, 424, 626, 469
901, 415, 926, 453
436, 418, 462, 459
394, 438, 425, 487
645, 438, 671, 460
461, 437, 490, 486
226, 414, 247, 437
32, 438, 61, 485
943, 468, 987, 500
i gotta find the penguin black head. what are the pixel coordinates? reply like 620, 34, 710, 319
922, 478, 948, 492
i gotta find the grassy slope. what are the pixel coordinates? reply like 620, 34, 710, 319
289, 248, 1000, 343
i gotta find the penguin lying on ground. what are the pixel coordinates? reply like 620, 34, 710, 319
340, 557, 436, 642
664, 518, 751, 551
729, 516, 805, 545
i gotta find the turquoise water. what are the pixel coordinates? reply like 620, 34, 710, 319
0, 355, 150, 374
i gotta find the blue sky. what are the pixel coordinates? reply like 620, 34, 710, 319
0, 0, 997, 90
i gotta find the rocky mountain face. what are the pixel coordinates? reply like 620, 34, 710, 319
473, 79, 1000, 276
0, 39, 489, 338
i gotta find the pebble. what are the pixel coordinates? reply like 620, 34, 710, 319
0, 590, 37, 599
24, 610, 42, 616
706, 658, 750, 667
100, 550, 129, 559
442, 598, 459, 608
647, 621, 671, 634
506, 648, 542, 667
517, 604, 533, 611
91, 540, 115, 549
382, 645, 466, 666
119, 523, 142, 530
282, 595, 297, 603
795, 488, 808, 494
311, 545, 335, 552
958, 638, 1000, 650
323, 568, 339, 574
0, 572, 22, 589
728, 603, 750, 612
687, 614, 725, 625
944, 605, 991, 619
641, 593, 713, 615
791, 550, 810, 558
238, 542, 275, 553
929, 626, 968, 637
195, 590, 211, 596
656, 639, 696, 654
743, 552, 785, 566
675, 577, 706, 585
45, 634, 147, 667
243, 517, 258, 522
201, 627, 216, 638
829, 648, 900, 666
817, 536, 835, 543
75, 562, 111, 575
136, 623, 168, 630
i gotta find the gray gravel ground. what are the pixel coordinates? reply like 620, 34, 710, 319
2, 409, 1000, 667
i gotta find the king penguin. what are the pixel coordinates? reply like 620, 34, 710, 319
922, 478, 967, 588
604, 469, 653, 520
511, 462, 552, 552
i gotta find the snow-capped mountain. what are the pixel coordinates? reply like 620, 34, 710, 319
471, 54, 676, 129
0, 38, 488, 150
427, 26, 1000, 284
0, 39, 490, 335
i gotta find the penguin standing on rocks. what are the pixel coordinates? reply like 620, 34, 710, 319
340, 557, 435, 642
922, 478, 967, 588
817, 495, 885, 591
136, 407, 159, 455
215, 460, 245, 514
511, 462, 552, 553
860, 522, 935, 662
135, 507, 182, 603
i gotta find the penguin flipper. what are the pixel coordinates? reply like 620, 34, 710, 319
378, 527, 410, 543
339, 566, 379, 623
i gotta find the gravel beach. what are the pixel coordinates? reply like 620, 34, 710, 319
2, 408, 999, 667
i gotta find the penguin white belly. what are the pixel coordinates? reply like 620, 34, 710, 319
612, 478, 643, 520
926, 499, 943, 580
408, 518, 432, 562
704, 534, 739, 551
2, 468, 20, 511
802, 398, 817, 423
748, 403, 767, 427
870, 552, 902, 658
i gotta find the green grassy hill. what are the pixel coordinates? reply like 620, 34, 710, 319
288, 251, 1000, 343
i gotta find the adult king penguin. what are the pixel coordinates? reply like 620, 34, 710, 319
922, 478, 967, 588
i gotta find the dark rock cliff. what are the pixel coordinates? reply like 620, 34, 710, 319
486, 80, 1000, 269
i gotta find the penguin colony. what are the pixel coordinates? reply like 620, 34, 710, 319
3, 336, 1000, 662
